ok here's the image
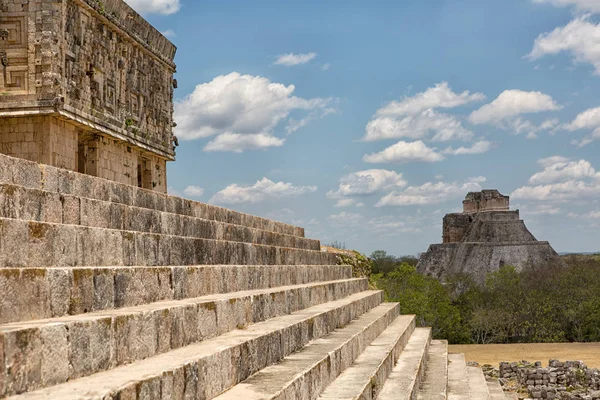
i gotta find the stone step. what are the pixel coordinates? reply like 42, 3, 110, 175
4, 290, 384, 399
467, 366, 491, 399
0, 264, 352, 324
214, 303, 405, 400
448, 353, 470, 400
318, 316, 418, 400
486, 378, 507, 400
0, 183, 320, 250
375, 327, 432, 400
0, 218, 337, 269
0, 278, 368, 397
416, 340, 449, 400
0, 153, 304, 237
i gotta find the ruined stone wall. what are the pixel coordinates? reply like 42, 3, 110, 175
419, 241, 560, 283
462, 220, 537, 243
499, 360, 600, 399
463, 190, 510, 212
443, 213, 473, 243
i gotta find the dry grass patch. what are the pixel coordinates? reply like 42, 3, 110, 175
449, 342, 600, 368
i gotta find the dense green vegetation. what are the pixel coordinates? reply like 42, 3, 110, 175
368, 251, 600, 345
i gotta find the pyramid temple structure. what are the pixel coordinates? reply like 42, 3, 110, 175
1, 1, 510, 398
417, 190, 561, 283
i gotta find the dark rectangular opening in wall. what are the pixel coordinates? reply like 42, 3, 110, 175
77, 142, 86, 174
137, 162, 143, 188
77, 132, 90, 175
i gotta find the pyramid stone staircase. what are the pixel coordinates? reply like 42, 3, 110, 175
0, 153, 503, 399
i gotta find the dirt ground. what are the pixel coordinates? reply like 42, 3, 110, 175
449, 343, 600, 368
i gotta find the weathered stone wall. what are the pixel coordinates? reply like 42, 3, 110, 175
462, 220, 537, 243
463, 189, 510, 212
0, 115, 167, 190
443, 213, 473, 243
0, 0, 176, 191
499, 360, 600, 399
0, 116, 78, 169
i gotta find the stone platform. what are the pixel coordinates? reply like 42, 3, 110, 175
0, 153, 496, 399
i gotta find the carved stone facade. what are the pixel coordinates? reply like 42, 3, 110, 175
418, 190, 561, 283
0, 0, 176, 192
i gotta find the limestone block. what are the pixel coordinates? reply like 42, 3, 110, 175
40, 325, 69, 388
3, 327, 43, 395
39, 165, 60, 193
11, 157, 41, 189
115, 312, 158, 366
68, 318, 115, 380
0, 269, 50, 324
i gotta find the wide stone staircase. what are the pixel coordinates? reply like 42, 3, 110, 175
0, 153, 505, 399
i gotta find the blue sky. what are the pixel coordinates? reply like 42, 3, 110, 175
130, 0, 600, 255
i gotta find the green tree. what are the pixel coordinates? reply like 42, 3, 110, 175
369, 250, 399, 274
372, 264, 468, 343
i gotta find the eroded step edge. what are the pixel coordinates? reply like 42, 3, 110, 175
416, 340, 448, 400
0, 154, 304, 237
0, 265, 352, 324
215, 303, 403, 400
467, 366, 491, 400
0, 183, 320, 250
486, 378, 507, 400
448, 353, 470, 400
3, 290, 383, 399
0, 218, 337, 268
1, 278, 368, 397
318, 314, 417, 400
375, 327, 432, 400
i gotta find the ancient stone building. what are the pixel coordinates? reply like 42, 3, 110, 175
0, 2, 506, 398
418, 190, 561, 283
0, 0, 177, 192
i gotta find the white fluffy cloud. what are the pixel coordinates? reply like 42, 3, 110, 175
174, 72, 334, 152
274, 53, 317, 66
564, 106, 600, 146
469, 90, 561, 125
327, 169, 407, 207
512, 157, 600, 202
529, 159, 600, 184
210, 178, 317, 205
566, 106, 600, 130
364, 82, 483, 143
586, 210, 600, 218
376, 82, 485, 116
532, 0, 600, 13
364, 110, 474, 142
204, 133, 285, 153
183, 185, 205, 198
376, 177, 486, 207
507, 118, 560, 139
327, 212, 364, 226
126, 0, 180, 15
442, 140, 493, 155
528, 16, 600, 74
512, 180, 600, 201
363, 141, 444, 164
518, 204, 562, 215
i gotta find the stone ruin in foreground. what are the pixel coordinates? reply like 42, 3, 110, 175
418, 189, 561, 283
1, 1, 506, 399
